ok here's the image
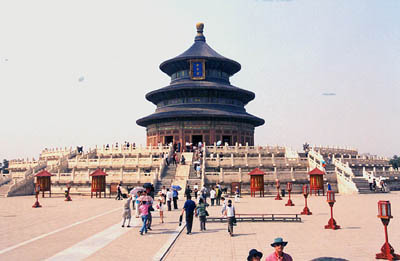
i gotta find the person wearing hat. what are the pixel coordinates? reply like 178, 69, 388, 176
247, 249, 263, 261
156, 191, 165, 223
265, 237, 292, 261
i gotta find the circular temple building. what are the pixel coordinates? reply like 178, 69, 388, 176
137, 23, 265, 148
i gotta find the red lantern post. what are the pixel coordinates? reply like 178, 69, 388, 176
376, 200, 400, 260
324, 190, 340, 229
65, 183, 72, 201
301, 185, 312, 215
285, 182, 295, 206
32, 184, 42, 208
275, 179, 282, 200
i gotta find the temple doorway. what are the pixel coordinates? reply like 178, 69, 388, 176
192, 135, 203, 146
222, 135, 232, 145
164, 136, 173, 145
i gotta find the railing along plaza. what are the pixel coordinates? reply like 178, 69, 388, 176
207, 213, 301, 223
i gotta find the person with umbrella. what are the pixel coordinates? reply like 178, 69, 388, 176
172, 185, 181, 209
130, 187, 145, 210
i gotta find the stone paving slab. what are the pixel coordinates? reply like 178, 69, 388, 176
165, 192, 400, 261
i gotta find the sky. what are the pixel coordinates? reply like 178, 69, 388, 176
0, 0, 399, 161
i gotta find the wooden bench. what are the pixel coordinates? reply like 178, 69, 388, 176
207, 213, 301, 223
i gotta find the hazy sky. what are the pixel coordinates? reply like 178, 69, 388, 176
1, 0, 399, 161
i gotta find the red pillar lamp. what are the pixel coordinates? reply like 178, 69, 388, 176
32, 184, 42, 208
65, 183, 72, 202
275, 179, 282, 200
324, 190, 340, 229
301, 184, 312, 215
285, 182, 295, 206
376, 200, 400, 260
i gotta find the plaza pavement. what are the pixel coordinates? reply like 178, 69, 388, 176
0, 192, 399, 260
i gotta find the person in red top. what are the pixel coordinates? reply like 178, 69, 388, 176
265, 237, 293, 261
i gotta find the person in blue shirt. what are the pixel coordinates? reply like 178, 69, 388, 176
181, 195, 196, 234
173, 188, 179, 209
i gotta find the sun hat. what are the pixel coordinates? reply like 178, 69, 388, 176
247, 249, 263, 261
271, 237, 288, 247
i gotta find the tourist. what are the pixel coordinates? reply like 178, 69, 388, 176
247, 249, 263, 261
181, 154, 186, 165
172, 153, 177, 165
196, 198, 209, 231
327, 182, 332, 191
368, 176, 373, 191
173, 187, 179, 209
200, 185, 208, 204
265, 237, 293, 261
220, 196, 226, 215
135, 192, 141, 217
196, 164, 201, 177
235, 186, 240, 202
223, 199, 236, 236
210, 187, 216, 206
194, 183, 199, 199
166, 188, 172, 211
156, 192, 165, 223
139, 201, 150, 235
181, 195, 196, 234
161, 186, 167, 203
115, 182, 122, 200
373, 178, 377, 191
216, 184, 222, 205
175, 153, 179, 165
164, 153, 169, 166
185, 185, 192, 199
146, 196, 154, 231
121, 195, 132, 227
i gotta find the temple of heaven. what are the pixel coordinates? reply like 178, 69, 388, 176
137, 23, 265, 148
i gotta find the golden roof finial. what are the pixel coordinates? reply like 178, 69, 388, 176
196, 22, 204, 36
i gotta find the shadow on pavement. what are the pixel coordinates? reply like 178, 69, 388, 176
311, 257, 349, 261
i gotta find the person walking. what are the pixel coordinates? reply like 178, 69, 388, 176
223, 199, 235, 236
139, 201, 150, 235
220, 196, 226, 215
368, 176, 373, 191
161, 186, 167, 203
185, 185, 192, 199
173, 187, 179, 209
216, 185, 222, 206
181, 195, 196, 234
196, 198, 209, 231
121, 195, 132, 227
135, 192, 141, 218
210, 187, 216, 206
116, 183, 122, 200
234, 186, 240, 202
166, 188, 173, 211
194, 183, 199, 199
265, 237, 293, 261
156, 192, 165, 223
200, 185, 208, 204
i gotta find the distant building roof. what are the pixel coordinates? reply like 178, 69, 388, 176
248, 168, 266, 175
90, 169, 108, 177
308, 168, 325, 175
34, 170, 53, 177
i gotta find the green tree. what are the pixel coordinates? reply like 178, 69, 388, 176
389, 155, 400, 170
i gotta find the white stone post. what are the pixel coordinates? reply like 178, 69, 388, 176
238, 168, 242, 183
219, 168, 224, 183
231, 153, 234, 167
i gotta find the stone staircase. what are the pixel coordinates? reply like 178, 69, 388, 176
0, 179, 12, 198
155, 164, 177, 192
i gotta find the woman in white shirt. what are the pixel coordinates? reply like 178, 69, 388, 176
223, 199, 235, 237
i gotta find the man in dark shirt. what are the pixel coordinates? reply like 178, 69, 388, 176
181, 195, 196, 234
